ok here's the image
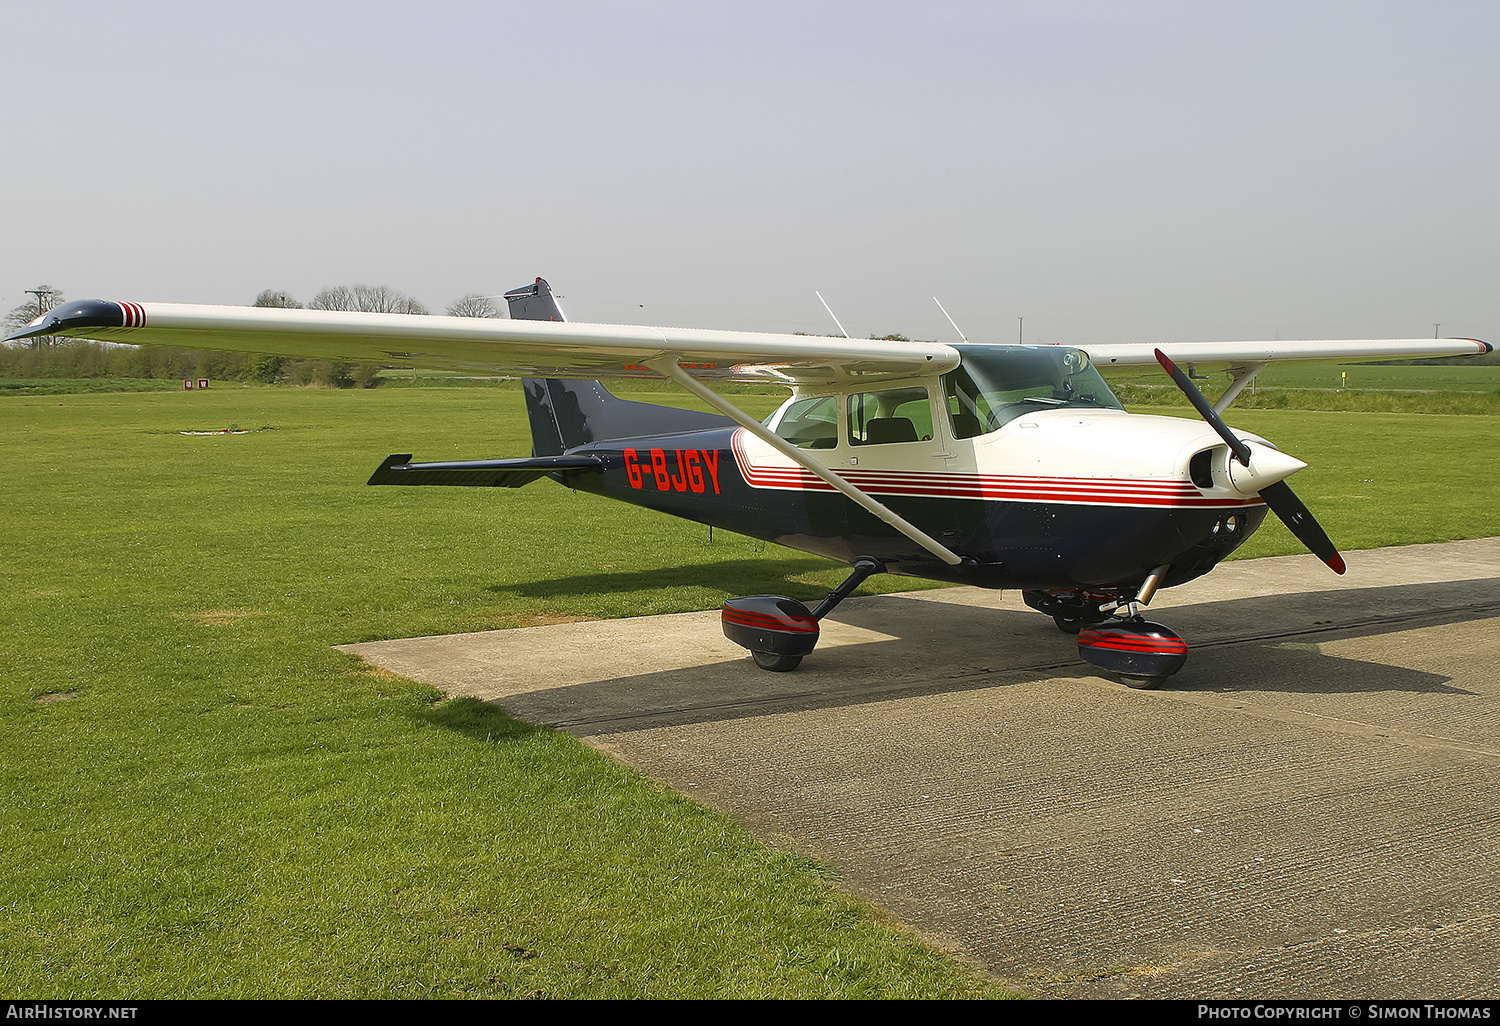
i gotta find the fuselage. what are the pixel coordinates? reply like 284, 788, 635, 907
556, 345, 1275, 595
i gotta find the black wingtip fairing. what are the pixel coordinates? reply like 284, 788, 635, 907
3, 299, 144, 343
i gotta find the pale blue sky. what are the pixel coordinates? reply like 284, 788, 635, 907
3, 0, 1495, 345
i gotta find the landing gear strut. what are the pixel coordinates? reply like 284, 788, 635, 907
722, 558, 884, 672
1022, 589, 1114, 634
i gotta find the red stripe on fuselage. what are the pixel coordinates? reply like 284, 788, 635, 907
729, 429, 1262, 509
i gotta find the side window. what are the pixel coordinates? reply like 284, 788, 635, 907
848, 386, 933, 446
773, 395, 839, 449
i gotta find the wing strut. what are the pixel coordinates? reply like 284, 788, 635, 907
1212, 362, 1269, 415
649, 359, 966, 567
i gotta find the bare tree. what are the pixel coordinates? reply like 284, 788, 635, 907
446, 294, 499, 318
4, 286, 65, 347
309, 284, 428, 315
253, 289, 303, 309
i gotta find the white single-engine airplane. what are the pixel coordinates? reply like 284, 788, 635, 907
11, 280, 1490, 687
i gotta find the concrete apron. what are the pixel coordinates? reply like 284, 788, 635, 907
341, 538, 1500, 1000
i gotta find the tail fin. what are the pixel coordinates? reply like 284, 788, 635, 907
503, 277, 565, 322
506, 278, 730, 455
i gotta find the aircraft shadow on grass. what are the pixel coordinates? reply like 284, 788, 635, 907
459, 576, 1497, 737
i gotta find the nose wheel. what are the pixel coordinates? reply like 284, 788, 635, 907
751, 651, 803, 672
1023, 588, 1188, 688
1076, 619, 1188, 687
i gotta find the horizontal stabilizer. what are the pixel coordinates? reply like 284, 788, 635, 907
367, 453, 605, 488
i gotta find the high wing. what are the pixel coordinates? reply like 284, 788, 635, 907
5, 299, 961, 386
9, 298, 1489, 385
1077, 337, 1492, 367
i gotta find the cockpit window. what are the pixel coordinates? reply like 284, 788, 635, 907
942, 346, 1123, 438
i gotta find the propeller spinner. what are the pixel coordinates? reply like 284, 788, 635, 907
1155, 349, 1346, 575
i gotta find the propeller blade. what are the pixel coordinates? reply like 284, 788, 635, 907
1259, 481, 1347, 575
1154, 349, 1346, 575
1153, 349, 1251, 465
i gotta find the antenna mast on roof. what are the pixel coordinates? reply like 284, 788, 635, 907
932, 297, 968, 343
815, 291, 850, 339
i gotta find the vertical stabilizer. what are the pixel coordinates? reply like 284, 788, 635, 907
507, 278, 731, 456
503, 278, 565, 322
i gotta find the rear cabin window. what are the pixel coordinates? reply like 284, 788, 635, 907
847, 386, 933, 446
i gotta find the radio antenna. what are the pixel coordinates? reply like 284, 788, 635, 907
815, 291, 850, 339
932, 297, 968, 343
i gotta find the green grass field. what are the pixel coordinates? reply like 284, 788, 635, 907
1102, 359, 1500, 416
4, 384, 1495, 998
1105, 359, 1500, 393
1253, 361, 1500, 391
1, 386, 995, 1000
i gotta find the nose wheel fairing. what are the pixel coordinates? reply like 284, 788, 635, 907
1075, 620, 1189, 689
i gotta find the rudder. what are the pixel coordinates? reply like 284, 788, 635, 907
505, 278, 730, 456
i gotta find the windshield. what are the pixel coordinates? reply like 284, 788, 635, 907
941, 345, 1123, 438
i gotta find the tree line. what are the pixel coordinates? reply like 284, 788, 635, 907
1, 284, 501, 386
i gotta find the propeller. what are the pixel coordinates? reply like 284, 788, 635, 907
1155, 349, 1346, 575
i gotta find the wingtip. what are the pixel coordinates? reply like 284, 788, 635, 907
4, 299, 139, 342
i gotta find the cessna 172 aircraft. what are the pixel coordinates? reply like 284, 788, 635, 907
10, 280, 1490, 687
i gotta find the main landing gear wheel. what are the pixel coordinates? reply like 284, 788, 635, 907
723, 559, 886, 673
751, 651, 803, 672
1118, 674, 1167, 690
1052, 614, 1090, 635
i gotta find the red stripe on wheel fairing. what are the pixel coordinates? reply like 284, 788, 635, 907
1077, 630, 1189, 654
721, 607, 819, 633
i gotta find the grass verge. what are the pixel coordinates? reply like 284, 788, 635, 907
2, 387, 1000, 999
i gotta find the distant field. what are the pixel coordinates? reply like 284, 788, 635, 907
11, 354, 1498, 401
4, 384, 1493, 998
1252, 361, 1500, 391
0, 376, 186, 395
1105, 359, 1500, 394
